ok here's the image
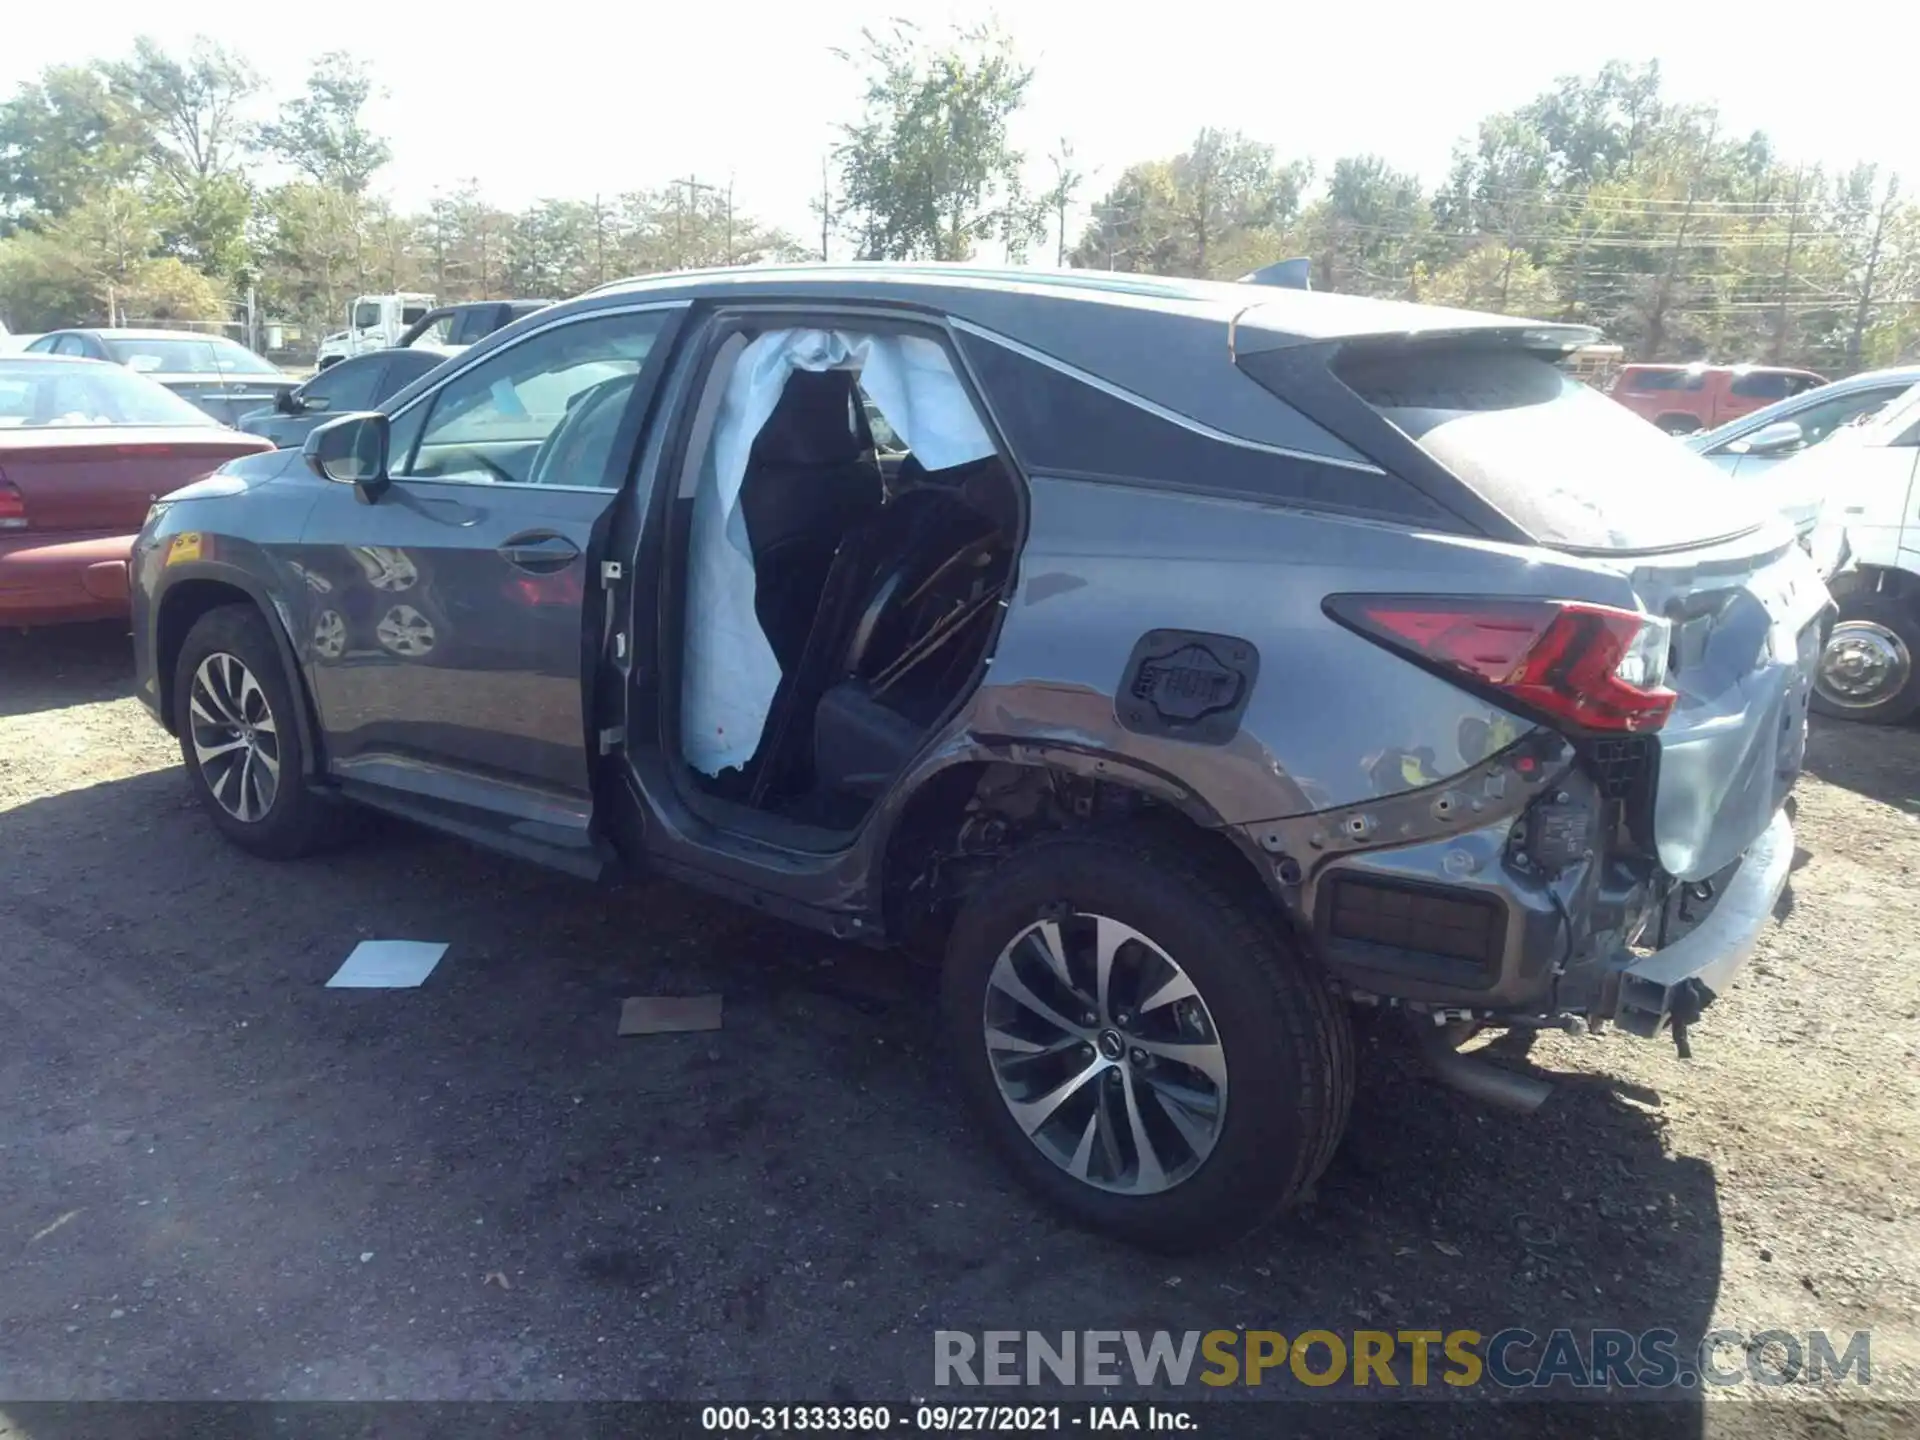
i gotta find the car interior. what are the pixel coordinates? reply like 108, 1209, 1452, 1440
671, 329, 1021, 837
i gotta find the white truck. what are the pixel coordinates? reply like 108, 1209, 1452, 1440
1787, 379, 1920, 723
315, 293, 436, 369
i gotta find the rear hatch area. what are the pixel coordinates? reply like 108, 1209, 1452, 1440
1239, 330, 1828, 883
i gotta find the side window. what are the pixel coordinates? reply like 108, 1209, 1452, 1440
25, 335, 57, 353
449, 310, 496, 346
299, 356, 384, 412
53, 335, 89, 357
374, 351, 445, 401
1731, 372, 1792, 400
395, 310, 671, 487
352, 302, 381, 329
410, 315, 456, 348
1789, 387, 1906, 449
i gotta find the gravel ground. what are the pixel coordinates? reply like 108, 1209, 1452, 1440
3, 622, 1918, 1437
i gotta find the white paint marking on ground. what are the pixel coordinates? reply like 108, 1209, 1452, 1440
326, 941, 448, 989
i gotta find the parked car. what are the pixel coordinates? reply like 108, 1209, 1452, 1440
397, 300, 554, 355
1681, 366, 1920, 543
0, 355, 271, 625
237, 348, 453, 449
130, 266, 1825, 1250
24, 329, 297, 426
1612, 362, 1826, 434
1776, 381, 1920, 723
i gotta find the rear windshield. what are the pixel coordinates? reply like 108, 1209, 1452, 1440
1333, 346, 1771, 553
0, 359, 216, 427
105, 336, 280, 376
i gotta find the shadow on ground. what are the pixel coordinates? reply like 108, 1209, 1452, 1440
0, 622, 135, 719
0, 633, 1739, 1436
1805, 716, 1920, 817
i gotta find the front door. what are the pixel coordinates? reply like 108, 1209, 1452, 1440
291, 304, 683, 858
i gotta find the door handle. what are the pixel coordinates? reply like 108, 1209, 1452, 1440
498, 532, 581, 573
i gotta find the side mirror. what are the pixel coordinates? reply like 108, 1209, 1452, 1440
304, 411, 391, 502
1734, 419, 1804, 456
274, 389, 307, 415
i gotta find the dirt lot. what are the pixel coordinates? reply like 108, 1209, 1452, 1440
3, 622, 1918, 1436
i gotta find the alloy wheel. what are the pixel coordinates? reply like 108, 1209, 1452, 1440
983, 912, 1228, 1196
188, 652, 281, 823
1817, 620, 1912, 710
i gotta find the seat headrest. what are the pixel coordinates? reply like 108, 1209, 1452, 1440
751, 370, 865, 467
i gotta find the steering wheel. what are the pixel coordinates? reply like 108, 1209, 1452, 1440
458, 452, 519, 485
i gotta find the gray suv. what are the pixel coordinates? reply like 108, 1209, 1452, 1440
130, 266, 1827, 1250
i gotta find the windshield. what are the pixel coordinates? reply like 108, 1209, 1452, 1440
104, 336, 280, 377
0, 359, 219, 427
1331, 344, 1772, 553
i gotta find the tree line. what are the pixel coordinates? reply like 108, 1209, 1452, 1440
1, 32, 1914, 375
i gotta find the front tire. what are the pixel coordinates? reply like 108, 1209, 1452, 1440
1812, 595, 1920, 724
942, 830, 1352, 1251
174, 604, 342, 859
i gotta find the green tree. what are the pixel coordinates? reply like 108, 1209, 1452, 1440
1298, 155, 1427, 295
834, 22, 1042, 261
255, 53, 390, 194
1416, 240, 1559, 315
0, 65, 147, 232
102, 36, 259, 188
252, 182, 367, 333
1074, 132, 1308, 278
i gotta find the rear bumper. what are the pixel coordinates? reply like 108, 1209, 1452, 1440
1610, 806, 1794, 1038
0, 530, 135, 624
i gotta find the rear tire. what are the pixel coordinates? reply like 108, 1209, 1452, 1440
941, 829, 1352, 1252
174, 604, 343, 859
1812, 595, 1920, 724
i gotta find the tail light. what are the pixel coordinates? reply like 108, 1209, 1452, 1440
1327, 595, 1676, 734
0, 473, 25, 530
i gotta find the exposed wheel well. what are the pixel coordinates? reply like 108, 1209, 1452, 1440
153, 582, 321, 773
879, 759, 1295, 960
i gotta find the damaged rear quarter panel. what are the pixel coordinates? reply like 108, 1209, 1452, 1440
975, 475, 1641, 826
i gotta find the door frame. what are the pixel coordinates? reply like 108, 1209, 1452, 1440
606, 300, 1031, 934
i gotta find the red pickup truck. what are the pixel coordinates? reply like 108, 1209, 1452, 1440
1612, 363, 1826, 434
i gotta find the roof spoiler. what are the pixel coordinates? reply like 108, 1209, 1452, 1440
1238, 258, 1312, 290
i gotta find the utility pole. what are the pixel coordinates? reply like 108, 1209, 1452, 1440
593, 192, 607, 287
1647, 117, 1718, 359
817, 156, 833, 261
673, 175, 720, 269
1847, 175, 1900, 368
1770, 168, 1805, 364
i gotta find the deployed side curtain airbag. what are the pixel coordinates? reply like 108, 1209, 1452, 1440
681, 328, 995, 777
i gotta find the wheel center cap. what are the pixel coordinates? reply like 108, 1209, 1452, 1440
1096, 1028, 1126, 1061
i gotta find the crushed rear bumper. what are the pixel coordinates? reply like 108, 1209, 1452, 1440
1610, 806, 1794, 1038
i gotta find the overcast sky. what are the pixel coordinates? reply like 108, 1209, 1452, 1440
5, 0, 1913, 254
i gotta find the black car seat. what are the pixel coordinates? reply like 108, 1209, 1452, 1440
735, 370, 884, 673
